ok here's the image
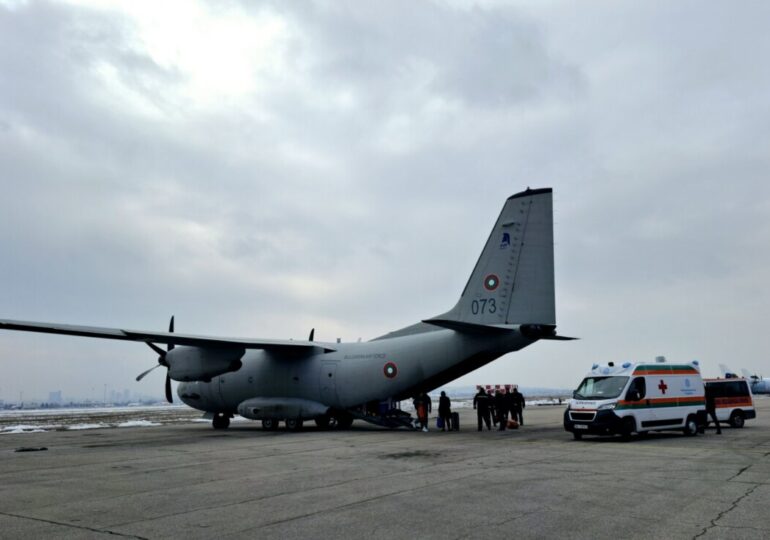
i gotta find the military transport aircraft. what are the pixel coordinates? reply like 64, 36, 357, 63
720, 365, 770, 395
0, 188, 572, 430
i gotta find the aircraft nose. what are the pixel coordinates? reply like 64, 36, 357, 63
177, 382, 202, 405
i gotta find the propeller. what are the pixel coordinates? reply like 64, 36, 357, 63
135, 316, 175, 403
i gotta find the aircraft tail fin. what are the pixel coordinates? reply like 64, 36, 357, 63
719, 363, 734, 377
741, 368, 754, 379
434, 188, 555, 326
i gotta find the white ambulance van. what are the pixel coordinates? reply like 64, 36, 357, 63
704, 378, 756, 428
564, 359, 706, 440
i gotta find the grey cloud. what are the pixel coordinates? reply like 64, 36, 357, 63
1, 1, 769, 400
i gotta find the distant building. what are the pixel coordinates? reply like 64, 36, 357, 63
48, 390, 63, 405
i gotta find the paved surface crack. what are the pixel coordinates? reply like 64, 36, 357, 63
727, 465, 750, 481
0, 511, 148, 539
693, 483, 760, 539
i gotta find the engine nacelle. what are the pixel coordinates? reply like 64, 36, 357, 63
166, 346, 244, 382
237, 397, 329, 420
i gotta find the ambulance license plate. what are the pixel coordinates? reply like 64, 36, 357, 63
574, 424, 588, 430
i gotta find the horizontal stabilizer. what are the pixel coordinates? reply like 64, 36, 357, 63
423, 319, 577, 340
520, 323, 578, 341
539, 334, 578, 341
422, 319, 516, 334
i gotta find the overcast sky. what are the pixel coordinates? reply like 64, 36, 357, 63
1, 0, 769, 402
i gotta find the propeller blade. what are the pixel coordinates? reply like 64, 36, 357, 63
146, 342, 166, 357
135, 364, 161, 382
308, 328, 315, 342
165, 372, 173, 403
168, 316, 175, 351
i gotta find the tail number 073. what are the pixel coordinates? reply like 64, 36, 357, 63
471, 298, 497, 315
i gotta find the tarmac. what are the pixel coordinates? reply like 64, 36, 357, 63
1, 399, 769, 540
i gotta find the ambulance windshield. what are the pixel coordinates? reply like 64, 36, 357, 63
574, 376, 629, 400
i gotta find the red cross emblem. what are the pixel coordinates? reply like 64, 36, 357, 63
658, 380, 668, 394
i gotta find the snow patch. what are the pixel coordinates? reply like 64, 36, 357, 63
117, 420, 161, 428
67, 423, 108, 430
1, 425, 48, 434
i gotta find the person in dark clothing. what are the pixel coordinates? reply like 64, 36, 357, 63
473, 387, 492, 431
495, 390, 509, 431
511, 386, 525, 425
705, 391, 722, 434
438, 391, 452, 431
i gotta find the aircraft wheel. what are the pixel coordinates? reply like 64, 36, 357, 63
212, 414, 230, 430
729, 411, 745, 428
572, 431, 583, 440
315, 414, 339, 430
683, 415, 699, 436
285, 418, 304, 431
261, 418, 279, 431
335, 412, 354, 430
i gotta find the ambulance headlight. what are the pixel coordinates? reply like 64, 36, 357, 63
597, 403, 616, 411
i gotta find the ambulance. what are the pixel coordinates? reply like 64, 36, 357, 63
704, 378, 756, 428
564, 358, 706, 440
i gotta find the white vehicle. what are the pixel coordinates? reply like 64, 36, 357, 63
564, 359, 706, 440
704, 378, 756, 428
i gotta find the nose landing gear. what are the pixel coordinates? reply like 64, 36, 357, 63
212, 413, 231, 429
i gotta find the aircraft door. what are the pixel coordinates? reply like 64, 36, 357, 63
320, 362, 339, 406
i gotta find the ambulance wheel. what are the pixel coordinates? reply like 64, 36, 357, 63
729, 411, 745, 428
572, 431, 583, 440
212, 414, 230, 429
683, 415, 699, 436
261, 418, 279, 431
285, 418, 304, 431
620, 417, 635, 441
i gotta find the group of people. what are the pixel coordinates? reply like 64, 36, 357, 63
473, 386, 525, 431
412, 386, 526, 433
412, 391, 454, 432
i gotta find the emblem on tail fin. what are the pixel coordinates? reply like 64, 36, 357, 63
483, 274, 500, 291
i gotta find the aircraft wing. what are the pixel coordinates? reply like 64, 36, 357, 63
0, 319, 336, 353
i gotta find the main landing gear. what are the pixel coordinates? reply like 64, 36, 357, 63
261, 417, 303, 431
314, 411, 353, 430
258, 411, 355, 431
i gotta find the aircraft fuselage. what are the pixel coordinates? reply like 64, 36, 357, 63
178, 327, 533, 414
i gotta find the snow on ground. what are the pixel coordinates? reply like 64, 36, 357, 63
1, 425, 49, 434
0, 405, 186, 418
117, 420, 162, 428
67, 423, 108, 430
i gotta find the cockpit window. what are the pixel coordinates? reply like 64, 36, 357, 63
574, 376, 629, 400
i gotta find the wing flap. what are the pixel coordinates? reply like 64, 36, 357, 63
0, 319, 336, 353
